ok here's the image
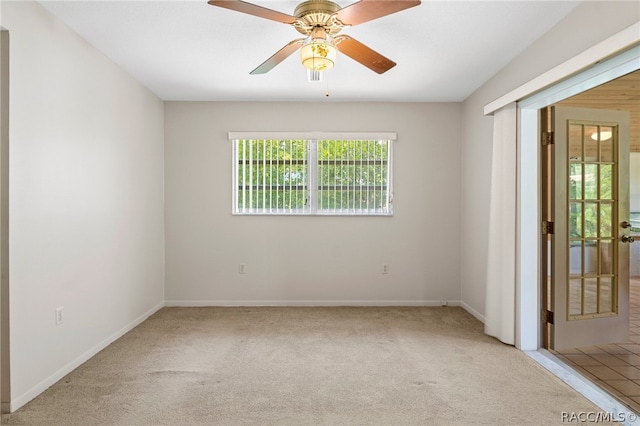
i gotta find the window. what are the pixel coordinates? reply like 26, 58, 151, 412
231, 133, 394, 216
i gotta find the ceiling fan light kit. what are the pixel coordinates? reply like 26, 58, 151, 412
590, 130, 613, 141
300, 28, 337, 71
207, 0, 421, 75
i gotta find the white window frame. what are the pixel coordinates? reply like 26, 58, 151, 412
229, 132, 396, 216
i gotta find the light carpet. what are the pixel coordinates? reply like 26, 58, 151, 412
1, 307, 612, 425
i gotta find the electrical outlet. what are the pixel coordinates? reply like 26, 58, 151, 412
239, 263, 247, 274
55, 306, 64, 326
440, 298, 448, 307
382, 264, 389, 274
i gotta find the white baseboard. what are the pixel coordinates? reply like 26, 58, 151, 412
165, 299, 461, 307
8, 302, 164, 413
460, 301, 485, 323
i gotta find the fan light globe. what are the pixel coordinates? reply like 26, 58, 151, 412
590, 130, 613, 141
300, 36, 337, 71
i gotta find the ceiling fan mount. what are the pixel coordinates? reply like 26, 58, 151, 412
292, 0, 345, 36
207, 0, 421, 75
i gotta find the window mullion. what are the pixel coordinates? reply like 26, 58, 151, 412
387, 140, 393, 213
308, 140, 318, 214
366, 140, 370, 212
242, 139, 246, 213
262, 141, 266, 214
339, 141, 344, 212
232, 141, 238, 213
269, 140, 273, 213
248, 140, 253, 211
356, 143, 364, 211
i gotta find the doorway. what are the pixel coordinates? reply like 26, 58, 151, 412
542, 70, 640, 412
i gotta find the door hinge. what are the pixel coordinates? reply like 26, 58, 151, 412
542, 131, 554, 146
545, 310, 554, 325
542, 221, 554, 235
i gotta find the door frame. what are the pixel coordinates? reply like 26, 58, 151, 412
0, 28, 8, 412
516, 46, 640, 350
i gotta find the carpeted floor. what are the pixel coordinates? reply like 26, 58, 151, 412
0, 307, 614, 425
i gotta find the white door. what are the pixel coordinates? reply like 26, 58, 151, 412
549, 106, 632, 350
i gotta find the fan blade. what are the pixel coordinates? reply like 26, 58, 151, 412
335, 0, 420, 26
250, 39, 305, 75
335, 36, 395, 74
208, 0, 298, 24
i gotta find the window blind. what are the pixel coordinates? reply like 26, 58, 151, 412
234, 139, 309, 214
231, 134, 394, 216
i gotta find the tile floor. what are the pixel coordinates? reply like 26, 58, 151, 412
553, 276, 640, 413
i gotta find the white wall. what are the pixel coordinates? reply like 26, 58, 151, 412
2, 2, 165, 410
460, 2, 640, 319
165, 102, 461, 305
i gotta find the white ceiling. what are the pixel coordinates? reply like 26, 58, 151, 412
39, 0, 582, 102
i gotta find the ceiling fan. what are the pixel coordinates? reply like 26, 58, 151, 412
207, 0, 421, 75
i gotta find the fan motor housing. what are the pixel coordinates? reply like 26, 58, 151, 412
294, 0, 345, 35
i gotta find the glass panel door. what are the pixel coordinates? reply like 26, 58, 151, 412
549, 106, 630, 351
568, 122, 617, 318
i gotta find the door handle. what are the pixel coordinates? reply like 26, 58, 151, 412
621, 221, 632, 229
621, 235, 635, 243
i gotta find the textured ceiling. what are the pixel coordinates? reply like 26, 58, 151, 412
39, 0, 582, 102
558, 70, 640, 151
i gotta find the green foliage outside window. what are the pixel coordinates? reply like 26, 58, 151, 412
236, 139, 308, 210
569, 162, 614, 243
235, 139, 391, 214
317, 140, 388, 211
